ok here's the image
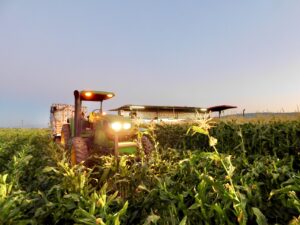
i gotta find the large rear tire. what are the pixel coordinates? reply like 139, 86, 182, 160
71, 137, 89, 165
61, 124, 71, 149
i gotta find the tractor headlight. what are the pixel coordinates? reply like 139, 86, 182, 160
123, 122, 131, 130
111, 122, 122, 132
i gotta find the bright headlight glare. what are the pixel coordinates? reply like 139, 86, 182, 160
123, 123, 131, 130
111, 122, 122, 132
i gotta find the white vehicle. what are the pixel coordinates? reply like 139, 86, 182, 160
50, 104, 87, 141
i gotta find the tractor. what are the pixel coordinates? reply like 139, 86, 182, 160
60, 90, 150, 165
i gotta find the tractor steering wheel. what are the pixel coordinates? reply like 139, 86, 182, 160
91, 109, 101, 115
89, 109, 101, 123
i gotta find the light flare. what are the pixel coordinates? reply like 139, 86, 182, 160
111, 122, 122, 132
84, 92, 93, 97
123, 123, 131, 130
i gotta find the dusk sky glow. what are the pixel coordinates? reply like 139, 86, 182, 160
1, 1, 300, 127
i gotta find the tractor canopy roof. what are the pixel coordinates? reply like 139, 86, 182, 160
79, 90, 115, 101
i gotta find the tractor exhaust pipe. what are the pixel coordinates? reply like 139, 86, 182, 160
74, 90, 81, 137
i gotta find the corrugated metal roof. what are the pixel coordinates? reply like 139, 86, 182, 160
110, 104, 206, 112
110, 104, 237, 113
207, 105, 237, 112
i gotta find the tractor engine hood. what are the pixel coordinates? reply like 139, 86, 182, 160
94, 114, 135, 138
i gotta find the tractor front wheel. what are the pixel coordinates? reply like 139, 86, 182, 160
141, 135, 154, 155
71, 137, 89, 165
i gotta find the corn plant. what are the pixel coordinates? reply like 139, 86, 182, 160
187, 113, 248, 225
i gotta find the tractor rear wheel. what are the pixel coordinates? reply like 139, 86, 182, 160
71, 137, 89, 165
61, 124, 71, 149
141, 135, 154, 155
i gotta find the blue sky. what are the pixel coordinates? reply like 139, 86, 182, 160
1, 1, 300, 127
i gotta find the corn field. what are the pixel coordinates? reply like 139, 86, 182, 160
0, 118, 299, 225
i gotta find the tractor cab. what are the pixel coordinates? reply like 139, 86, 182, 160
61, 90, 138, 165
73, 90, 114, 135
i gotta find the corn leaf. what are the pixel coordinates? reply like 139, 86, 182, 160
252, 207, 267, 225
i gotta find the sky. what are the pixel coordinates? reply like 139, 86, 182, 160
1, 1, 300, 127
